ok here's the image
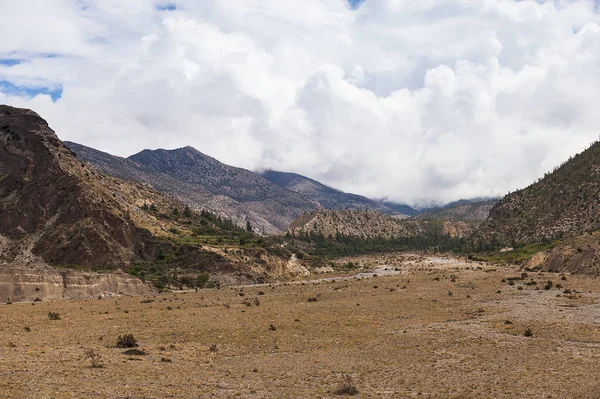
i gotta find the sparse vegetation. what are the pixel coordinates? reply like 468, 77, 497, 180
116, 334, 138, 348
48, 312, 61, 320
122, 348, 146, 356
84, 349, 103, 368
334, 374, 359, 396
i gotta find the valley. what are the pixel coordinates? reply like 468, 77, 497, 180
2, 3, 600, 399
2, 253, 600, 398
3, 105, 600, 398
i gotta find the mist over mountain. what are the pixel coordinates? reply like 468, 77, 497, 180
261, 170, 416, 216
67, 143, 422, 234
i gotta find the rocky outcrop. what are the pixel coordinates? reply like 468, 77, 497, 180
289, 209, 412, 239
526, 230, 600, 276
0, 265, 152, 302
416, 199, 497, 222
442, 221, 472, 238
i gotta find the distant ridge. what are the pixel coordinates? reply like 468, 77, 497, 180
416, 199, 498, 221
67, 144, 414, 233
261, 170, 415, 216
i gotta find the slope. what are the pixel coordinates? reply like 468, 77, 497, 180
0, 105, 161, 268
0, 105, 306, 286
416, 199, 498, 221
261, 170, 415, 216
66, 143, 318, 234
476, 141, 600, 246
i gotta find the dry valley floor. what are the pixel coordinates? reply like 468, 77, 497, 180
2, 254, 600, 398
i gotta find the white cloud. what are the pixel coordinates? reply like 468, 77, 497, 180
1, 0, 600, 206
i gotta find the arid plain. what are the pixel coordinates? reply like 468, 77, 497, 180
2, 254, 600, 398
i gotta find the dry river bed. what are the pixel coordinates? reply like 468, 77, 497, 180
2, 253, 600, 398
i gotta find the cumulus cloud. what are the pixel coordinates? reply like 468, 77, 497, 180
1, 0, 600, 206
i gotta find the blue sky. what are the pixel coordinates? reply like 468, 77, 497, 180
0, 54, 63, 101
0, 81, 63, 102
348, 0, 366, 8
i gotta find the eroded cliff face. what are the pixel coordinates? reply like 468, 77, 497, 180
0, 265, 153, 302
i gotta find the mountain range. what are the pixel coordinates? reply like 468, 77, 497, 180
261, 170, 418, 216
66, 142, 420, 234
0, 105, 306, 284
15, 103, 600, 279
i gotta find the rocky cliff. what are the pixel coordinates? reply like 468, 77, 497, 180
0, 264, 152, 302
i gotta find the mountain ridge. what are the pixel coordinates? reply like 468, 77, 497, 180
68, 143, 424, 233
261, 169, 415, 216
66, 141, 319, 234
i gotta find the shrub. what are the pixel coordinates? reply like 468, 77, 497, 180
48, 312, 61, 320
334, 374, 359, 396
196, 273, 210, 288
116, 334, 138, 348
122, 348, 146, 356
84, 349, 103, 368
524, 328, 533, 337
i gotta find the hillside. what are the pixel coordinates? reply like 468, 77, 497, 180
290, 209, 475, 240
0, 105, 160, 268
416, 199, 498, 221
288, 209, 414, 240
0, 105, 307, 291
67, 143, 318, 234
261, 170, 414, 216
287, 209, 474, 257
476, 142, 600, 246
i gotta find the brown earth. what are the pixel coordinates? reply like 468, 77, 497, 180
0, 105, 308, 283
2, 253, 600, 398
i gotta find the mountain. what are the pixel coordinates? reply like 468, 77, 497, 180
377, 200, 419, 216
0, 105, 306, 287
261, 170, 415, 216
476, 142, 600, 245
66, 143, 318, 234
0, 105, 162, 268
67, 144, 414, 234
415, 199, 498, 221
470, 141, 600, 275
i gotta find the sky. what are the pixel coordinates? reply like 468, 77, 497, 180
1, 0, 600, 207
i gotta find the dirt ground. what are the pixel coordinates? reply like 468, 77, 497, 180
2, 253, 600, 398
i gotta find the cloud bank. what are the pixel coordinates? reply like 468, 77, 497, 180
1, 0, 599, 206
